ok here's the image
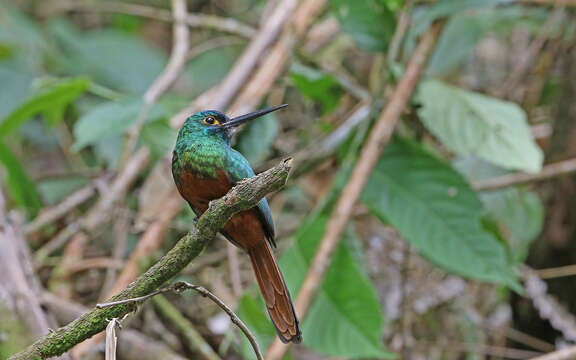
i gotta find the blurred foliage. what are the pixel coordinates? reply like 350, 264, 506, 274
0, 0, 563, 359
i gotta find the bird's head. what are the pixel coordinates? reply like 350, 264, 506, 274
180, 104, 288, 144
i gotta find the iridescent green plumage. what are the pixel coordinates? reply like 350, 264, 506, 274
171, 105, 302, 343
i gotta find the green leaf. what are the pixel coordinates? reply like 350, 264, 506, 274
331, 0, 396, 52
279, 214, 393, 358
290, 63, 342, 115
362, 138, 518, 288
482, 189, 543, 263
417, 80, 543, 173
235, 113, 279, 164
0, 77, 90, 138
73, 99, 167, 151
0, 142, 41, 214
49, 21, 166, 95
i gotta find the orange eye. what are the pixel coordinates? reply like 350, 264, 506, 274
203, 116, 219, 125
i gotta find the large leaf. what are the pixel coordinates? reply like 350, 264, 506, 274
417, 80, 543, 173
362, 138, 518, 287
0, 77, 90, 137
0, 61, 34, 119
49, 20, 166, 95
331, 0, 396, 52
73, 99, 168, 151
235, 113, 279, 165
0, 142, 41, 214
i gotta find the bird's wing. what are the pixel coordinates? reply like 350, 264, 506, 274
225, 149, 276, 247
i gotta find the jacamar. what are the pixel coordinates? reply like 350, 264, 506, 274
171, 104, 302, 343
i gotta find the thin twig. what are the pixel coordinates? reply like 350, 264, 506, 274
123, 0, 190, 163
42, 0, 256, 38
97, 281, 263, 360
473, 158, 576, 191
265, 20, 446, 360
529, 346, 576, 360
24, 181, 98, 235
496, 4, 565, 100
536, 264, 576, 279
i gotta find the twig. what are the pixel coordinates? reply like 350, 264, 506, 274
98, 281, 262, 360
536, 264, 576, 279
0, 190, 70, 360
41, 0, 256, 38
265, 21, 446, 360
529, 346, 576, 360
123, 0, 190, 162
101, 207, 131, 296
9, 159, 292, 360
24, 181, 98, 235
473, 158, 576, 191
83, 147, 150, 232
496, 4, 565, 100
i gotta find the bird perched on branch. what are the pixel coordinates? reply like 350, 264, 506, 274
171, 104, 301, 343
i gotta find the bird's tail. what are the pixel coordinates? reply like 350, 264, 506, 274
247, 242, 302, 343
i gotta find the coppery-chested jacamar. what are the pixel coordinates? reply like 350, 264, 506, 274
171, 104, 302, 343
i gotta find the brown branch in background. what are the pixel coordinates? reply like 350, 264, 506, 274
24, 181, 98, 235
0, 190, 70, 360
106, 194, 182, 299
496, 4, 565, 101
535, 264, 576, 279
530, 346, 576, 360
124, 0, 190, 162
473, 158, 576, 191
266, 20, 446, 360
82, 147, 150, 232
97, 281, 264, 360
171, 0, 302, 128
40, 0, 256, 38
48, 233, 89, 299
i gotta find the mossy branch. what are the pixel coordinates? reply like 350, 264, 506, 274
10, 159, 293, 360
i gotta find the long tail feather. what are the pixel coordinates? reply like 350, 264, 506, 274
247, 243, 302, 343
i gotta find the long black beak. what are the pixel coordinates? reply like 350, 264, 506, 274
223, 104, 288, 129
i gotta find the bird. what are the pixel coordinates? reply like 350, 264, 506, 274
171, 104, 302, 344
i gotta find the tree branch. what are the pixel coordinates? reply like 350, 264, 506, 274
9, 159, 292, 360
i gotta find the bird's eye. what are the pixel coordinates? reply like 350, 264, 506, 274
203, 116, 219, 125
